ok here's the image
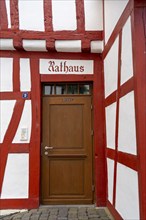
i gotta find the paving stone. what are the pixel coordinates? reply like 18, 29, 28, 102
96, 209, 107, 217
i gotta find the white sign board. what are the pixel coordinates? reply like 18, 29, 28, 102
39, 59, 93, 74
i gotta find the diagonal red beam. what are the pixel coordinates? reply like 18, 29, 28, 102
0, 100, 25, 194
0, 0, 8, 30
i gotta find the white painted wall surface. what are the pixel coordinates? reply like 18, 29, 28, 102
1, 154, 29, 198
5, 0, 11, 28
20, 58, 31, 91
121, 16, 133, 85
116, 163, 140, 219
118, 92, 137, 155
52, 0, 77, 31
19, 0, 44, 31
0, 39, 15, 50
0, 100, 16, 143
90, 41, 103, 53
55, 40, 81, 53
23, 40, 47, 52
104, 37, 119, 97
104, 0, 129, 43
12, 100, 32, 143
0, 57, 13, 91
105, 103, 116, 149
84, 0, 103, 30
107, 158, 114, 203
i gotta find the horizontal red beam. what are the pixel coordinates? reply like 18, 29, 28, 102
0, 30, 103, 40
0, 92, 31, 100
0, 198, 39, 209
9, 144, 29, 153
106, 148, 138, 171
41, 74, 94, 82
105, 77, 134, 107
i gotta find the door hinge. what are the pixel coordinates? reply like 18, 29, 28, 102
91, 130, 94, 136
92, 185, 95, 192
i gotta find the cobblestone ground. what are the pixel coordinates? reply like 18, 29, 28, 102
0, 207, 113, 220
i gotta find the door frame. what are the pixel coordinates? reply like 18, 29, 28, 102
28, 53, 107, 207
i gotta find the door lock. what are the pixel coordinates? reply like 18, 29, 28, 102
44, 151, 49, 155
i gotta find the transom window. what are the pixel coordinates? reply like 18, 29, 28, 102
43, 83, 92, 95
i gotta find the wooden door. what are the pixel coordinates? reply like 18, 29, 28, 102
41, 96, 93, 204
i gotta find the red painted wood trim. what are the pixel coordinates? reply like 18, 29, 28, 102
76, 0, 85, 31
82, 39, 91, 53
9, 144, 29, 153
102, 0, 134, 59
134, 0, 146, 7
41, 74, 94, 82
105, 77, 134, 107
132, 7, 146, 219
94, 57, 107, 206
0, 198, 39, 209
113, 31, 122, 206
107, 200, 123, 220
0, 30, 103, 41
29, 58, 41, 198
0, 100, 25, 194
44, 0, 53, 32
0, 0, 8, 30
10, 0, 19, 30
46, 39, 55, 51
13, 36, 23, 50
107, 148, 138, 171
13, 57, 20, 91
0, 92, 31, 100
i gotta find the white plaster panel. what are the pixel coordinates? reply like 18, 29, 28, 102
52, 0, 77, 31
23, 40, 47, 51
20, 58, 31, 91
107, 158, 114, 203
118, 92, 137, 155
1, 154, 29, 198
55, 40, 81, 53
104, 37, 119, 97
84, 0, 103, 30
104, 0, 129, 43
0, 57, 13, 91
19, 0, 44, 31
5, 0, 11, 28
0, 100, 16, 143
90, 41, 103, 53
105, 103, 116, 149
121, 17, 133, 85
12, 100, 32, 143
0, 39, 15, 50
40, 59, 93, 74
116, 163, 140, 220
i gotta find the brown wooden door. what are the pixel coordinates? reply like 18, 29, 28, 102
41, 96, 93, 204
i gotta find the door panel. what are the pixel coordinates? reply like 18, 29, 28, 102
41, 96, 93, 204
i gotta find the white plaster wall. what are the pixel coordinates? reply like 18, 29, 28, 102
20, 58, 31, 91
121, 16, 133, 85
0, 39, 15, 50
90, 41, 103, 53
105, 103, 116, 149
12, 100, 32, 143
107, 158, 114, 203
1, 154, 29, 198
52, 0, 77, 31
84, 0, 103, 30
19, 0, 44, 31
104, 0, 129, 43
5, 0, 11, 28
0, 100, 16, 143
0, 57, 13, 91
116, 163, 140, 219
118, 92, 137, 155
23, 40, 47, 52
104, 37, 119, 97
55, 40, 81, 53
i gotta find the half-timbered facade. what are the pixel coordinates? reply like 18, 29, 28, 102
0, 0, 146, 219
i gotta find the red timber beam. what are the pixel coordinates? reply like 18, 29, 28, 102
0, 0, 8, 30
132, 2, 146, 219
0, 100, 25, 194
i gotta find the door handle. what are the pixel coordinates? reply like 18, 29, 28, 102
45, 146, 53, 150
